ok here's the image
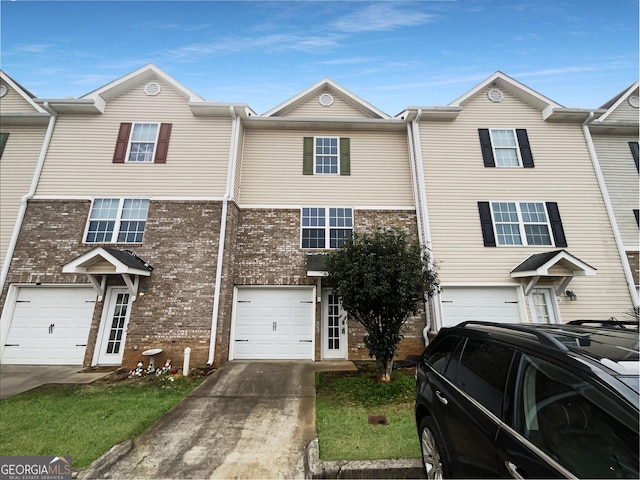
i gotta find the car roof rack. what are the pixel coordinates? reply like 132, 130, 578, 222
456, 321, 569, 352
567, 319, 639, 329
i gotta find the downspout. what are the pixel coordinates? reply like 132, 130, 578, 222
0, 103, 57, 292
207, 106, 240, 365
582, 113, 639, 307
408, 109, 441, 342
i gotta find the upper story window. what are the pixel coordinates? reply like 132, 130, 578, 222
301, 207, 353, 249
478, 128, 534, 168
128, 123, 159, 162
85, 198, 149, 243
303, 137, 350, 175
478, 201, 567, 247
113, 122, 172, 164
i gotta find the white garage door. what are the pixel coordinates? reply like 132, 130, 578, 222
441, 287, 521, 328
2, 287, 96, 365
232, 287, 314, 360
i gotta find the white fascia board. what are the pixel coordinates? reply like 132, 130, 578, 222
594, 81, 640, 123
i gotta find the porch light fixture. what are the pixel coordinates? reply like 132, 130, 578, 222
565, 290, 577, 301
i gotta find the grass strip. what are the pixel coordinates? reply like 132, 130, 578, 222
315, 363, 421, 461
0, 375, 202, 467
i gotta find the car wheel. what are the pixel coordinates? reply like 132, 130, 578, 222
419, 416, 450, 479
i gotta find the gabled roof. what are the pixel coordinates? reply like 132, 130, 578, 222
404, 71, 602, 123
511, 250, 596, 278
262, 77, 390, 119
34, 64, 251, 117
0, 71, 51, 125
63, 247, 153, 276
593, 81, 639, 123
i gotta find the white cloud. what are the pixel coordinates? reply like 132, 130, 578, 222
330, 3, 436, 33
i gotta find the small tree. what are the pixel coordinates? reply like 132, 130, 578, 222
326, 228, 439, 382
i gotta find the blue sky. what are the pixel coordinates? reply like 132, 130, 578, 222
1, 0, 638, 115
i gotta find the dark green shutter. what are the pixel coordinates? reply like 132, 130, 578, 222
303, 137, 314, 175
478, 129, 495, 167
340, 137, 350, 175
478, 202, 496, 247
0, 133, 8, 158
546, 202, 567, 247
516, 129, 534, 168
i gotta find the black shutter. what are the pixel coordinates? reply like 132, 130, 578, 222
0, 132, 8, 158
629, 142, 639, 172
113, 123, 132, 163
303, 137, 314, 175
478, 201, 496, 247
546, 202, 567, 247
634, 209, 639, 227
478, 129, 495, 167
516, 129, 534, 168
154, 123, 172, 164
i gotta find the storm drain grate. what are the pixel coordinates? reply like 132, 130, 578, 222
368, 415, 388, 426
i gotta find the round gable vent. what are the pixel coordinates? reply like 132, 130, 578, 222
319, 93, 334, 107
488, 88, 504, 103
144, 82, 162, 96
628, 95, 639, 108
0, 85, 7, 98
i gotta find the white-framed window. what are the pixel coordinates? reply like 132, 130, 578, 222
127, 123, 159, 162
301, 207, 353, 249
490, 129, 521, 167
491, 201, 552, 246
85, 198, 150, 243
315, 137, 339, 174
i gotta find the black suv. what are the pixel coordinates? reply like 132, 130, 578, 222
414, 321, 639, 479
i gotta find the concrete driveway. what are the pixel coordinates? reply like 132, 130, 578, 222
83, 360, 317, 479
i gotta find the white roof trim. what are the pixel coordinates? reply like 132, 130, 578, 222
511, 250, 597, 278
449, 71, 563, 111
81, 63, 205, 103
62, 247, 152, 277
0, 71, 49, 114
262, 77, 390, 119
593, 81, 640, 123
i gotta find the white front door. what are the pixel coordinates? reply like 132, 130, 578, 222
96, 287, 132, 365
322, 289, 347, 359
529, 288, 558, 324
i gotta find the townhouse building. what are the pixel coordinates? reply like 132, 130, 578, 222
586, 82, 640, 304
0, 66, 637, 369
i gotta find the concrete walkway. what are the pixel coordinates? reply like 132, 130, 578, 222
0, 365, 115, 400
82, 361, 317, 479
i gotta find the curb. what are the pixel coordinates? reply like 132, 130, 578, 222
75, 440, 133, 479
306, 439, 426, 479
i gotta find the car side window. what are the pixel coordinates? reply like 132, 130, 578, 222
453, 338, 515, 418
515, 354, 639, 479
424, 335, 461, 374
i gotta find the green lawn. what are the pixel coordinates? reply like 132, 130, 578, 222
315, 362, 421, 461
0, 374, 203, 468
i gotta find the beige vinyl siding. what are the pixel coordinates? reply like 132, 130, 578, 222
592, 135, 640, 248
36, 81, 232, 197
0, 84, 36, 112
421, 88, 633, 320
0, 126, 47, 269
239, 129, 414, 206
283, 94, 372, 119
605, 92, 639, 123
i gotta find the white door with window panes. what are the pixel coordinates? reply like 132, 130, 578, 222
96, 287, 132, 364
528, 288, 558, 324
322, 289, 348, 359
